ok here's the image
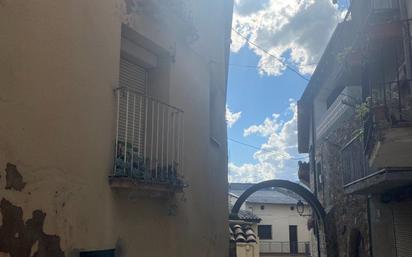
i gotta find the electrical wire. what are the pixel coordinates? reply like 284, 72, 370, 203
228, 137, 308, 160
231, 28, 311, 82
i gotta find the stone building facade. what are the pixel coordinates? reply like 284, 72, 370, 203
298, 1, 412, 257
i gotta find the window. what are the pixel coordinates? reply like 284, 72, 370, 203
316, 161, 323, 185
80, 250, 115, 257
117, 55, 148, 155
258, 225, 272, 240
260, 205, 265, 210
290, 206, 295, 211
112, 26, 183, 188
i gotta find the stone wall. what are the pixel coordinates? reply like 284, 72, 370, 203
315, 118, 370, 257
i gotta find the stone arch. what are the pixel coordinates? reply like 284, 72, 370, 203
230, 179, 326, 221
229, 179, 327, 257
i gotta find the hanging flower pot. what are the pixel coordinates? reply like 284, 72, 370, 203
368, 21, 402, 41
372, 104, 387, 122
347, 51, 363, 66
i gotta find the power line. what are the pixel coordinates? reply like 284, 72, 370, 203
229, 63, 265, 69
228, 137, 308, 160
231, 28, 310, 82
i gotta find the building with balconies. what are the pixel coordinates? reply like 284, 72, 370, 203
298, 1, 412, 257
0, 0, 233, 256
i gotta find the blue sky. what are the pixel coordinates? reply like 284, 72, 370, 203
226, 0, 348, 182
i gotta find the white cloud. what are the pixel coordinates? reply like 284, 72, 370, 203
228, 100, 307, 182
229, 162, 277, 183
231, 0, 345, 76
226, 105, 242, 128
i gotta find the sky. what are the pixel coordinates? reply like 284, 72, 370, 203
226, 0, 349, 183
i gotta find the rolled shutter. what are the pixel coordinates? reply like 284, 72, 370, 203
118, 56, 147, 157
393, 200, 412, 257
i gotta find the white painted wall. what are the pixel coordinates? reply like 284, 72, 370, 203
246, 202, 311, 243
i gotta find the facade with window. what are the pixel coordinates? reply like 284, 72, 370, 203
229, 183, 311, 256
0, 0, 233, 257
297, 0, 412, 257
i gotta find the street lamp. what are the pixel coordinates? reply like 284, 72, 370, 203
296, 200, 305, 216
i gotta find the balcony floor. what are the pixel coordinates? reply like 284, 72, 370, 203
344, 167, 412, 194
108, 176, 183, 198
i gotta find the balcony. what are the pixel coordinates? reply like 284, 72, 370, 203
351, 0, 400, 27
363, 79, 412, 166
342, 124, 412, 194
316, 86, 361, 139
259, 241, 310, 255
344, 0, 401, 58
109, 87, 185, 196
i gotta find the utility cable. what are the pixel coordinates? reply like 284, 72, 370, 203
228, 137, 308, 160
231, 28, 311, 82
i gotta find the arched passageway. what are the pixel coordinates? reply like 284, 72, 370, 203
230, 179, 325, 221
229, 179, 327, 257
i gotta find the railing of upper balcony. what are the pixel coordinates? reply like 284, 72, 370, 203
368, 79, 412, 125
362, 79, 412, 155
259, 241, 310, 255
113, 87, 184, 188
341, 132, 368, 186
348, 0, 400, 24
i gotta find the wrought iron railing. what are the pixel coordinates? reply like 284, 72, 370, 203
113, 87, 184, 187
341, 132, 368, 186
259, 241, 310, 255
366, 79, 412, 132
349, 0, 400, 25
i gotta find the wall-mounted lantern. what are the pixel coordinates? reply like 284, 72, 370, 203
296, 200, 305, 216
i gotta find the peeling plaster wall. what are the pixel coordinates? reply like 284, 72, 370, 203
0, 0, 232, 256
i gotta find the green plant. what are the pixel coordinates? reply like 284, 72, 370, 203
355, 97, 372, 121
337, 47, 353, 64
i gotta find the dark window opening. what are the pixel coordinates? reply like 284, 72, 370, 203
80, 249, 115, 257
290, 206, 295, 211
316, 161, 323, 186
258, 225, 272, 240
260, 205, 265, 210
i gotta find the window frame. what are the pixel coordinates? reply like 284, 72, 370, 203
257, 224, 273, 240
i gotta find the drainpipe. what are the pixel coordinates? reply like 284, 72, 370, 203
399, 0, 412, 92
367, 195, 374, 257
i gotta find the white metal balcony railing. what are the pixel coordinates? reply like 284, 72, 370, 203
259, 241, 310, 255
113, 87, 184, 188
316, 87, 361, 139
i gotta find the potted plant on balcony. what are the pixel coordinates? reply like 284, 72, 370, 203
356, 96, 388, 123
337, 47, 364, 72
368, 20, 402, 41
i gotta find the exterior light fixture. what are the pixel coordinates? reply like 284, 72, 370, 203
296, 200, 305, 216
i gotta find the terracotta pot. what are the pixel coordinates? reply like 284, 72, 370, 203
373, 105, 387, 121
368, 22, 402, 41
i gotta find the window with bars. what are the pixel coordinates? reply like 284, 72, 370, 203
113, 38, 184, 188
117, 56, 148, 161
258, 225, 272, 240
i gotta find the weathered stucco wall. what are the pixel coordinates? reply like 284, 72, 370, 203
0, 0, 232, 256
